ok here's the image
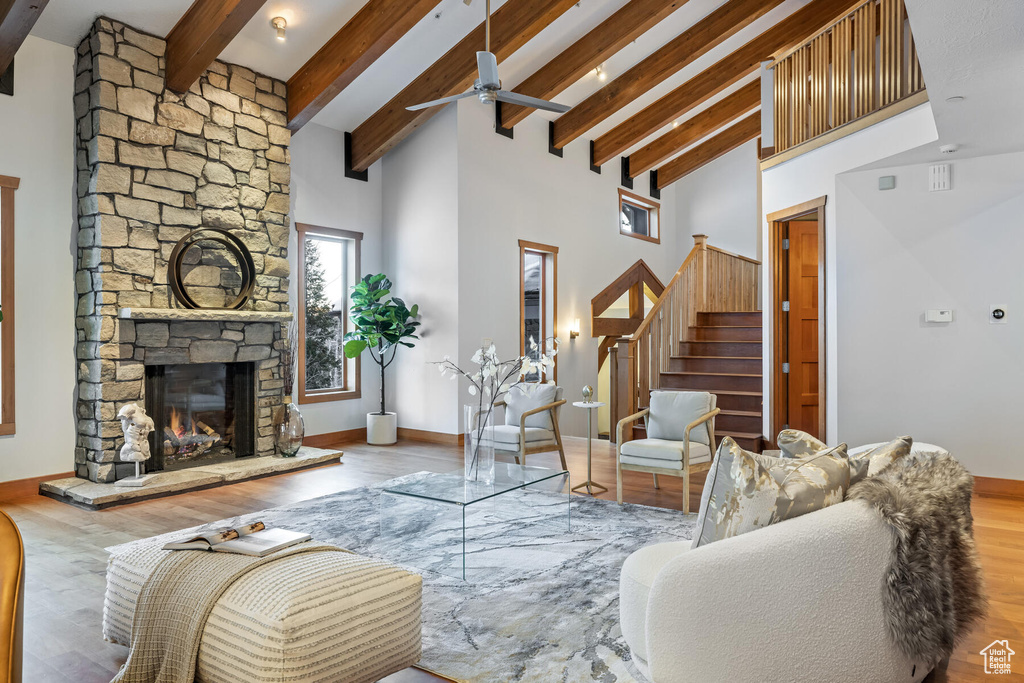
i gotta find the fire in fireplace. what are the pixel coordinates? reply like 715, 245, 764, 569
145, 362, 256, 471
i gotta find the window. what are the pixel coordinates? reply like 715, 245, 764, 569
297, 224, 361, 404
619, 189, 660, 244
519, 240, 557, 383
0, 175, 15, 435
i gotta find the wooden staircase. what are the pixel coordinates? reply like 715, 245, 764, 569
610, 235, 765, 450
662, 311, 763, 451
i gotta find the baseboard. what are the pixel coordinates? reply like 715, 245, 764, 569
0, 471, 75, 502
304, 427, 463, 448
397, 427, 463, 446
974, 476, 1024, 500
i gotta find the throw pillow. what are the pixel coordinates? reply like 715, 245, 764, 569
692, 437, 851, 548
692, 437, 779, 548
504, 383, 558, 430
646, 391, 714, 445
778, 429, 912, 484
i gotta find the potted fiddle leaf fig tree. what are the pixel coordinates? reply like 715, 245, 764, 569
343, 274, 420, 445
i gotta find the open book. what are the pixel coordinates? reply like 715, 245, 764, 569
163, 521, 311, 557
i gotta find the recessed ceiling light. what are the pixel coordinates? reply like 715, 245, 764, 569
271, 17, 287, 41
945, 95, 965, 103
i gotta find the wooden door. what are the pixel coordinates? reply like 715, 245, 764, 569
786, 220, 820, 436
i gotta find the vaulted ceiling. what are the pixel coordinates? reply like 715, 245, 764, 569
18, 0, 923, 189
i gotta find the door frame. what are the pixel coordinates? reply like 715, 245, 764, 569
767, 196, 827, 443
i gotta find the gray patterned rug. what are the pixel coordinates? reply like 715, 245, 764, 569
108, 472, 696, 682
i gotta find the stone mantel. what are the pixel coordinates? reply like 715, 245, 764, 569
119, 308, 293, 323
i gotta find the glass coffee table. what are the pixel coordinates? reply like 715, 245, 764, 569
379, 463, 570, 580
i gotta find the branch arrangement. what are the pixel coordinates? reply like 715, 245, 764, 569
434, 337, 557, 480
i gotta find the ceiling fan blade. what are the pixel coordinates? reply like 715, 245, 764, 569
477, 51, 500, 89
495, 90, 571, 114
406, 91, 477, 111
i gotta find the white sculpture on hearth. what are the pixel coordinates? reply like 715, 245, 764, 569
118, 403, 155, 486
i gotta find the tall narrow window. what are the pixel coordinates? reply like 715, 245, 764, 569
619, 189, 660, 244
519, 240, 557, 382
297, 224, 361, 404
0, 175, 16, 435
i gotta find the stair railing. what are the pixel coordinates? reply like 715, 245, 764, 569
609, 235, 760, 441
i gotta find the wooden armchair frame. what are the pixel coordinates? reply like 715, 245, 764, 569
616, 406, 720, 512
493, 398, 568, 470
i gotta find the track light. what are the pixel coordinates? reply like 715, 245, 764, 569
271, 17, 287, 41
596, 65, 607, 82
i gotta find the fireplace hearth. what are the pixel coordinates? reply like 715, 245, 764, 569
146, 362, 256, 471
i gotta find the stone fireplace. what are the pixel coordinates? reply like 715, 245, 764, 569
73, 18, 293, 483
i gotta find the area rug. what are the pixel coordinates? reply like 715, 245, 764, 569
107, 472, 696, 682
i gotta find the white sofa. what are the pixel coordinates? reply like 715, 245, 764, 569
619, 442, 952, 683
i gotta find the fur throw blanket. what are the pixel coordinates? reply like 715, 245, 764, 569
847, 452, 987, 666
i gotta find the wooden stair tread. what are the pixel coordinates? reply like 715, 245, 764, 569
718, 431, 763, 439
708, 389, 762, 397
671, 358, 761, 362
661, 371, 762, 378
690, 325, 761, 329
719, 409, 761, 417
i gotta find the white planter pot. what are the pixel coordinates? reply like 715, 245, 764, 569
366, 412, 397, 445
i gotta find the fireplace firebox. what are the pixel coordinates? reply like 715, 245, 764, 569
145, 362, 256, 471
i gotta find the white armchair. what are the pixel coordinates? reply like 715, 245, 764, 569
492, 384, 567, 470
619, 500, 931, 683
616, 390, 719, 512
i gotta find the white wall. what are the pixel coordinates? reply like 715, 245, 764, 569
761, 103, 938, 444
0, 36, 76, 483
674, 139, 762, 261
456, 100, 678, 439
835, 151, 1024, 480
288, 122, 384, 436
382, 107, 462, 435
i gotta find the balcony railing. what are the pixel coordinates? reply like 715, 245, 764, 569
766, 0, 926, 161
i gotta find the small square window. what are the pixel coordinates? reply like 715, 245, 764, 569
619, 189, 660, 244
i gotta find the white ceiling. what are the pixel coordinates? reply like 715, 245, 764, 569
29, 0, 807, 160
32, 0, 1018, 171
868, 0, 1024, 168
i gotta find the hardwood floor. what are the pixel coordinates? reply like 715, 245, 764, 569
1, 436, 1021, 682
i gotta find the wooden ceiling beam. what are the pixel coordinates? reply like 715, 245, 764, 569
655, 111, 759, 189
593, 0, 857, 166
628, 79, 759, 176
550, 0, 785, 151
499, 0, 688, 130
0, 0, 49, 75
165, 0, 267, 93
287, 0, 441, 131
348, 0, 580, 173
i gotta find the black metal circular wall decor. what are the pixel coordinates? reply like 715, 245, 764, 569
168, 228, 257, 310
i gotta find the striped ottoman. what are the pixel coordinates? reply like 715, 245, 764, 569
104, 543, 422, 683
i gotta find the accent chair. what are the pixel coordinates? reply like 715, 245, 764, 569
0, 509, 24, 683
493, 383, 567, 470
616, 390, 719, 512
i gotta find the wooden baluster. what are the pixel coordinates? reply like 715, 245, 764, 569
832, 16, 851, 127
907, 12, 923, 93
809, 34, 827, 137
880, 0, 903, 106
852, 1, 875, 118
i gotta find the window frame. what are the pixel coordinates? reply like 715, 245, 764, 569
618, 188, 661, 244
518, 239, 558, 384
296, 223, 362, 405
0, 175, 16, 436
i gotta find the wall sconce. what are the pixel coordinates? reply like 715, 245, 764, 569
569, 318, 581, 340
271, 16, 287, 41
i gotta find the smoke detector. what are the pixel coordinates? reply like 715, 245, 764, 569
939, 144, 958, 155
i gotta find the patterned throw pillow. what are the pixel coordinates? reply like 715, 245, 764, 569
777, 429, 912, 484
691, 437, 851, 548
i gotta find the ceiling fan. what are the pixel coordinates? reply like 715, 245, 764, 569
406, 0, 571, 113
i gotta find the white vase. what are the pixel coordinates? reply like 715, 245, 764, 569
367, 412, 397, 445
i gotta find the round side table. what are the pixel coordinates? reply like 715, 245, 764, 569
572, 401, 607, 495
